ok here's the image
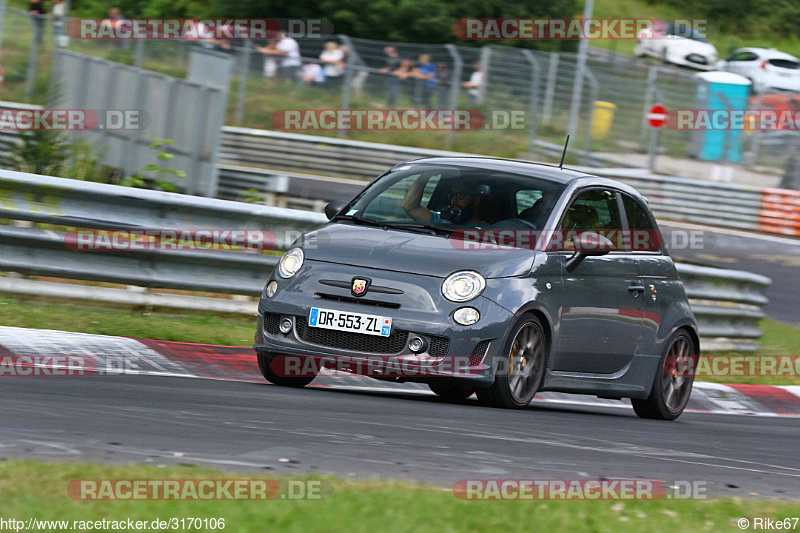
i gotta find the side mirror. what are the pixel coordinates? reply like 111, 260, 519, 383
325, 200, 348, 220
565, 231, 613, 273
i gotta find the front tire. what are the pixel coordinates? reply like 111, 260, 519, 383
476, 315, 547, 409
632, 330, 697, 420
257, 352, 317, 387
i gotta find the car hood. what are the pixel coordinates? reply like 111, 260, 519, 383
299, 223, 538, 279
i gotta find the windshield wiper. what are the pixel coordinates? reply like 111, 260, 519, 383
380, 222, 452, 236
331, 214, 386, 228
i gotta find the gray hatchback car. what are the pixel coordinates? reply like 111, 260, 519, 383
254, 158, 699, 420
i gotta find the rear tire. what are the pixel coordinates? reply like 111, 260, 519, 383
428, 381, 475, 402
631, 330, 697, 420
257, 352, 317, 387
476, 315, 547, 409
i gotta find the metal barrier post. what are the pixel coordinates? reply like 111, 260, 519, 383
582, 69, 599, 164
133, 39, 144, 68
640, 66, 658, 143
445, 44, 462, 150
0, 0, 6, 62
542, 53, 558, 126
478, 46, 490, 105
648, 87, 664, 172
24, 14, 42, 99
234, 40, 252, 125
521, 49, 540, 154
338, 34, 355, 138
567, 0, 593, 137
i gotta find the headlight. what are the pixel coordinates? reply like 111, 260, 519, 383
442, 271, 485, 302
278, 247, 304, 279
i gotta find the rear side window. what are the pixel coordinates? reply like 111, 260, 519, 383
768, 59, 799, 70
558, 189, 624, 251
622, 194, 662, 252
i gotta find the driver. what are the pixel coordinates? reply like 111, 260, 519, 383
401, 175, 490, 228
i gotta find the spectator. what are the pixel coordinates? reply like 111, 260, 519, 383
412, 54, 438, 110
257, 33, 301, 83
29, 0, 46, 44
319, 41, 345, 87
106, 7, 126, 48
260, 41, 278, 78
380, 46, 402, 106
462, 61, 484, 104
301, 61, 326, 86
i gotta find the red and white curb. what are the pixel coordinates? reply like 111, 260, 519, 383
1, 326, 799, 417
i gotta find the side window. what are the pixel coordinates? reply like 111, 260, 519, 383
361, 174, 440, 221
622, 194, 662, 252
558, 189, 623, 251
516, 190, 543, 214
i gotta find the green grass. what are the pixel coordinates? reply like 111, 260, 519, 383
0, 460, 798, 532
592, 0, 800, 58
701, 320, 800, 386
0, 292, 257, 346
1, 291, 799, 385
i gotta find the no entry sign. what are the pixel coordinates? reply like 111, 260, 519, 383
646, 104, 668, 128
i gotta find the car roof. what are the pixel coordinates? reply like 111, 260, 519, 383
736, 47, 799, 61
395, 156, 590, 184
394, 156, 647, 201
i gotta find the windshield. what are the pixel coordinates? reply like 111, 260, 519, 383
338, 164, 566, 232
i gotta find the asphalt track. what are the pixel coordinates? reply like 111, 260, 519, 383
1, 374, 799, 498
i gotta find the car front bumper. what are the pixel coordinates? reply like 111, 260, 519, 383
253, 261, 516, 385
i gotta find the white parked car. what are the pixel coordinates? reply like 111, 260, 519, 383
715, 48, 800, 94
634, 21, 717, 70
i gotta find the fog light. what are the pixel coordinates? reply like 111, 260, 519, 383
279, 317, 293, 334
266, 281, 278, 298
408, 336, 427, 353
454, 307, 480, 325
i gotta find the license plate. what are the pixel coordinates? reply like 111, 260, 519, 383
308, 307, 392, 337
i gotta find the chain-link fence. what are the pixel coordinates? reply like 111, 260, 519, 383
1, 6, 799, 180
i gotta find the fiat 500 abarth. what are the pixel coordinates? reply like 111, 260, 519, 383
254, 157, 699, 420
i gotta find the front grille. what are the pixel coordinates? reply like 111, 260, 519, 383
315, 293, 400, 309
264, 313, 281, 335
470, 340, 492, 366
295, 316, 409, 354
429, 336, 450, 357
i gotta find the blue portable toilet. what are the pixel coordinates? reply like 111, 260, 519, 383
689, 71, 751, 163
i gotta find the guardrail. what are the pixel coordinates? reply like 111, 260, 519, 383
218, 128, 800, 236
0, 169, 770, 351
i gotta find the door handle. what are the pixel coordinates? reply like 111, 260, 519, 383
628, 284, 646, 294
